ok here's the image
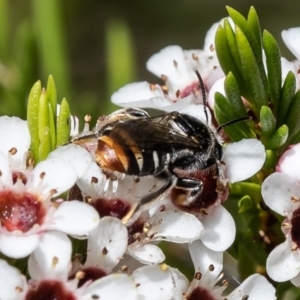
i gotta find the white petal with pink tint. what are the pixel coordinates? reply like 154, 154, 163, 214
0, 116, 30, 164
276, 144, 300, 180
49, 201, 99, 236
228, 273, 276, 300
48, 144, 92, 178
131, 265, 175, 300
266, 240, 300, 282
85, 217, 128, 273
127, 243, 165, 264
201, 205, 236, 252
0, 259, 27, 300
261, 172, 300, 215
81, 273, 138, 300
0, 233, 39, 259
223, 139, 266, 183
28, 231, 72, 280
149, 210, 204, 243
32, 158, 77, 197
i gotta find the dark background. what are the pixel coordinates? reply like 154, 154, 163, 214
4, 0, 300, 121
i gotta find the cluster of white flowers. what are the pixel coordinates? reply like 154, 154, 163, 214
5, 17, 300, 299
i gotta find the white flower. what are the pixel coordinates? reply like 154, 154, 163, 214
180, 240, 276, 300
0, 230, 138, 300
131, 264, 178, 300
0, 116, 31, 171
262, 172, 300, 283
111, 19, 226, 112
261, 143, 300, 284
281, 27, 300, 89
0, 144, 100, 259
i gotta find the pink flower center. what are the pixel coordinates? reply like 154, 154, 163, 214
0, 190, 45, 232
179, 82, 200, 99
25, 280, 75, 300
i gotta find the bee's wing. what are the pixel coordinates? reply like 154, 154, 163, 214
102, 118, 200, 151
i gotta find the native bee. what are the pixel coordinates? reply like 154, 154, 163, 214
72, 72, 247, 220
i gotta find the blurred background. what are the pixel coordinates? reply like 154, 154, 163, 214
1, 0, 299, 125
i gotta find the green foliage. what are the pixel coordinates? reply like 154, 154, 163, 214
215, 6, 298, 155
27, 76, 70, 164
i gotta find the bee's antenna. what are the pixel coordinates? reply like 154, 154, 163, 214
216, 116, 251, 134
195, 70, 209, 124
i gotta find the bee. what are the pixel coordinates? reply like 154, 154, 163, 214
72, 71, 248, 221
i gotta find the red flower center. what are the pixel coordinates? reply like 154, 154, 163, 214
0, 190, 45, 232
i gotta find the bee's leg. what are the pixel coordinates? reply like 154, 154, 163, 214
121, 171, 174, 224
175, 178, 203, 205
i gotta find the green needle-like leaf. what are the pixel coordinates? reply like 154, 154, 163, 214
263, 30, 282, 115
227, 6, 262, 62
39, 127, 51, 161
27, 80, 42, 164
47, 75, 57, 122
277, 71, 296, 127
266, 124, 289, 150
57, 98, 70, 146
37, 88, 52, 162
214, 92, 253, 141
48, 103, 56, 149
247, 7, 262, 52
235, 26, 268, 114
263, 149, 277, 170
260, 106, 275, 138
215, 25, 242, 82
224, 72, 247, 116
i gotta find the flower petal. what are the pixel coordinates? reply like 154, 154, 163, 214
49, 201, 100, 236
146, 45, 192, 88
48, 144, 92, 178
282, 27, 300, 61
261, 172, 300, 215
178, 104, 212, 124
111, 82, 166, 108
291, 272, 300, 287
149, 210, 204, 243
0, 233, 39, 258
81, 273, 138, 300
170, 268, 189, 300
189, 240, 223, 279
131, 265, 175, 300
127, 244, 165, 265
0, 259, 27, 300
228, 274, 276, 300
32, 158, 78, 197
0, 152, 12, 186
85, 217, 128, 273
207, 77, 225, 110
266, 240, 300, 282
223, 139, 266, 183
201, 205, 236, 252
76, 161, 106, 198
28, 231, 72, 280
0, 116, 30, 164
